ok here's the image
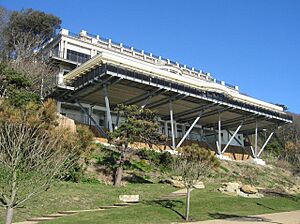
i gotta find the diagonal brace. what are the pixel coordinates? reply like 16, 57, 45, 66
221, 122, 243, 154
176, 112, 202, 148
257, 132, 274, 157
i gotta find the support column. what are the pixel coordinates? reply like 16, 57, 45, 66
115, 111, 120, 129
174, 121, 178, 138
217, 113, 222, 155
169, 100, 176, 148
164, 121, 168, 136
182, 124, 186, 139
103, 84, 113, 132
255, 119, 258, 158
88, 105, 94, 126
57, 101, 62, 114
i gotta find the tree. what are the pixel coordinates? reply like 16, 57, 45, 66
0, 122, 75, 224
0, 7, 61, 98
0, 62, 40, 106
173, 144, 219, 221
2, 8, 61, 62
109, 104, 167, 186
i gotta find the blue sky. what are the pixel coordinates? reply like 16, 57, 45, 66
2, 0, 300, 113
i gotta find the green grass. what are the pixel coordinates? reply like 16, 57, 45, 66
45, 185, 300, 224
0, 182, 175, 223
1, 182, 300, 224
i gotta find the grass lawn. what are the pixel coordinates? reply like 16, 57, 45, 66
44, 185, 300, 224
1, 182, 300, 224
0, 182, 175, 224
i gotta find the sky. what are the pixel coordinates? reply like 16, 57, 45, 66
2, 0, 300, 113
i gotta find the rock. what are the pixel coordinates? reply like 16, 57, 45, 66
119, 195, 139, 203
248, 193, 264, 198
193, 181, 205, 189
171, 176, 182, 181
57, 114, 76, 133
236, 191, 264, 198
73, 197, 80, 201
218, 182, 241, 193
285, 185, 300, 194
169, 179, 185, 188
240, 185, 258, 194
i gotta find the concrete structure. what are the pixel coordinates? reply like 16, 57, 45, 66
42, 29, 293, 163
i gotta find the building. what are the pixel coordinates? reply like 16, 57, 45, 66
42, 28, 293, 164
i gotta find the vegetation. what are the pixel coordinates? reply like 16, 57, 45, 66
109, 104, 167, 186
173, 145, 219, 221
0, 5, 299, 224
0, 62, 94, 224
0, 6, 61, 98
265, 113, 300, 175
0, 182, 174, 224
0, 182, 298, 224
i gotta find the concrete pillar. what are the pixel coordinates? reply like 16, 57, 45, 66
164, 121, 168, 136
57, 101, 61, 114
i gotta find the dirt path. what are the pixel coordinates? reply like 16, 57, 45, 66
191, 210, 300, 224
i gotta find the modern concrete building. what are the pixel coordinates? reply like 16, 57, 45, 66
43, 28, 292, 164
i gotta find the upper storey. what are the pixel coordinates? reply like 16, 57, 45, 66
42, 28, 287, 115
43, 29, 239, 89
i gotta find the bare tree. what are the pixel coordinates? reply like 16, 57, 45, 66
173, 144, 219, 221
0, 122, 75, 224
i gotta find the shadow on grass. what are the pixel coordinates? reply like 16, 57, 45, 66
145, 199, 185, 220
256, 202, 275, 211
261, 190, 300, 202
208, 213, 283, 224
123, 174, 153, 184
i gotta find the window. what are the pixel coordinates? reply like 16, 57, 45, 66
66, 49, 91, 63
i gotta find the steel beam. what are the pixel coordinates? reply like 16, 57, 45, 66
178, 106, 231, 123
257, 132, 274, 157
169, 99, 176, 148
221, 122, 243, 154
76, 101, 108, 139
176, 112, 202, 148
205, 114, 257, 129
121, 88, 166, 106
147, 94, 186, 109
162, 103, 217, 120
103, 84, 113, 132
217, 113, 222, 154
254, 119, 258, 158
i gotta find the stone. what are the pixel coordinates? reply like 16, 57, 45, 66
171, 176, 182, 181
247, 193, 264, 198
240, 185, 258, 194
169, 179, 185, 188
193, 181, 205, 189
119, 195, 139, 203
285, 185, 300, 194
219, 182, 241, 193
73, 197, 80, 201
57, 114, 76, 133
253, 158, 266, 166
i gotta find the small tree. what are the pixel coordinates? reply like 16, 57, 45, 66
109, 104, 166, 186
173, 144, 219, 221
0, 122, 77, 224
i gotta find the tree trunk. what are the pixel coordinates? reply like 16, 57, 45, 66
6, 207, 14, 224
114, 166, 123, 186
185, 187, 191, 221
114, 148, 126, 186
